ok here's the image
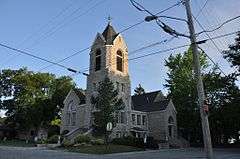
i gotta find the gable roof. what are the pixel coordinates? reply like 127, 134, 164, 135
73, 88, 86, 105
102, 23, 118, 45
132, 90, 169, 112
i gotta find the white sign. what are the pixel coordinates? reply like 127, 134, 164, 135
106, 122, 113, 131
144, 134, 147, 144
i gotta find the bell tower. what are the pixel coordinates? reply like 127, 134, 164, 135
85, 22, 132, 135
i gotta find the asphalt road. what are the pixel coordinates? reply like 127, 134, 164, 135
0, 146, 240, 159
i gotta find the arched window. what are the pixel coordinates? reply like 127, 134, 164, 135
168, 116, 174, 124
67, 101, 73, 111
66, 100, 76, 126
168, 116, 174, 138
95, 49, 101, 71
116, 50, 123, 72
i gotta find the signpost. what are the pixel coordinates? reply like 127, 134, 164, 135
105, 122, 113, 153
106, 122, 113, 132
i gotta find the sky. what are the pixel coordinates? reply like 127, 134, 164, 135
0, 0, 240, 116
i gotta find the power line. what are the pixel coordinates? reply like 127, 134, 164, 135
197, 15, 240, 35
113, 1, 183, 34
1, 30, 236, 76
0, 1, 78, 69
118, 20, 145, 34
27, 0, 105, 49
194, 0, 229, 46
194, 0, 227, 45
192, 15, 230, 58
128, 37, 174, 56
38, 37, 173, 72
195, 0, 209, 18
81, 31, 239, 75
19, 1, 78, 47
38, 46, 91, 71
130, 0, 189, 38
38, 2, 181, 71
0, 0, 104, 71
156, 1, 183, 15
44, 30, 240, 74
0, 42, 85, 74
192, 15, 239, 75
198, 46, 227, 76
82, 44, 189, 73
204, 31, 239, 41
1, 0, 92, 67
129, 44, 188, 61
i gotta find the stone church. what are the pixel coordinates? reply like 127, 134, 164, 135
61, 22, 182, 146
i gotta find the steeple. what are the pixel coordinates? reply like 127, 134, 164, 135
86, 21, 131, 134
102, 23, 118, 45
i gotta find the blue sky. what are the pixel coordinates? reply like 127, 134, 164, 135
0, 0, 240, 117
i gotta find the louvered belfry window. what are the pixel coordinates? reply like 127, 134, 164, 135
95, 49, 101, 71
116, 50, 123, 72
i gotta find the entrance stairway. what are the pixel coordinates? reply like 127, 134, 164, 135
64, 127, 92, 142
169, 136, 190, 148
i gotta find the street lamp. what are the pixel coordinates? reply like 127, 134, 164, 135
145, 15, 188, 23
144, 15, 190, 38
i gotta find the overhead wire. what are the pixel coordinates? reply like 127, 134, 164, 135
27, 0, 105, 49
80, 31, 239, 74
38, 1, 182, 71
20, 1, 78, 46
0, 31, 237, 76
0, 0, 104, 71
193, 15, 230, 60
0, 42, 86, 75
0, 0, 79, 69
192, 15, 238, 75
128, 0, 228, 77
197, 15, 240, 35
195, 0, 209, 18
128, 37, 175, 56
193, 0, 230, 76
193, 0, 228, 74
130, 0, 186, 38
194, 0, 228, 46
198, 46, 227, 76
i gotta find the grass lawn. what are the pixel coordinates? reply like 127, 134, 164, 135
62, 144, 144, 154
0, 140, 36, 147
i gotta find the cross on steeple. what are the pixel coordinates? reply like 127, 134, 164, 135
107, 15, 113, 25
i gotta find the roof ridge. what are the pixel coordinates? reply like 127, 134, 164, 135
102, 23, 117, 45
132, 90, 161, 97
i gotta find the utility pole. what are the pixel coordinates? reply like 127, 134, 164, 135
184, 0, 214, 158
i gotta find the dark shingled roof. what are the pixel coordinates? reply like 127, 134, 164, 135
102, 23, 118, 45
132, 90, 169, 112
73, 88, 86, 105
131, 127, 148, 132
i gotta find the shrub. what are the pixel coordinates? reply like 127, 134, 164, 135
48, 125, 60, 137
62, 139, 72, 147
91, 138, 104, 145
146, 137, 159, 149
47, 135, 59, 144
36, 139, 47, 144
74, 134, 91, 144
111, 136, 144, 148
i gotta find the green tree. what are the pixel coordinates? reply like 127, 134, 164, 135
91, 77, 124, 138
134, 84, 145, 95
203, 68, 240, 144
165, 48, 209, 144
165, 48, 240, 145
223, 31, 240, 75
0, 68, 75, 133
